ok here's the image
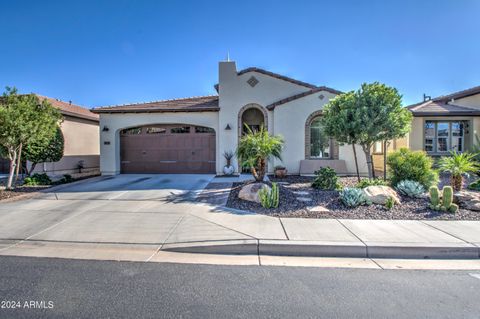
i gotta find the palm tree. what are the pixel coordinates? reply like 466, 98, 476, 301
438, 151, 479, 191
236, 125, 284, 182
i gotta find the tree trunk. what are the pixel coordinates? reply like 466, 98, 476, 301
27, 162, 37, 176
14, 143, 22, 185
6, 151, 17, 189
362, 145, 374, 179
352, 144, 360, 182
383, 140, 388, 181
452, 174, 463, 192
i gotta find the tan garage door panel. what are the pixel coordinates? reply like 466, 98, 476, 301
120, 125, 215, 174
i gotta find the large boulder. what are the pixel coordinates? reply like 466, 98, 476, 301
454, 190, 480, 211
363, 185, 401, 205
238, 183, 271, 203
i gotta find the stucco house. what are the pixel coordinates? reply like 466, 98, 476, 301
93, 61, 375, 176
0, 96, 100, 176
407, 85, 480, 155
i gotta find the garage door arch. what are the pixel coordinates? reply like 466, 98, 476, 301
119, 123, 216, 173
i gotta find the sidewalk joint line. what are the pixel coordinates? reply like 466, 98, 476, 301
187, 213, 257, 240
147, 215, 185, 262
419, 221, 473, 245
0, 209, 87, 253
335, 218, 370, 258
278, 218, 290, 240
257, 239, 261, 266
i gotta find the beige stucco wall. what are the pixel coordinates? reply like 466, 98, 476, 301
99, 112, 219, 175
218, 61, 311, 174
409, 116, 478, 151
273, 90, 369, 175
30, 116, 100, 175
62, 116, 100, 156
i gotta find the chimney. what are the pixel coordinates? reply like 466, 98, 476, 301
69, 100, 72, 105
219, 60, 237, 89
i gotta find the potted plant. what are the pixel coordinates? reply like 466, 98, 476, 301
274, 165, 287, 178
223, 151, 235, 175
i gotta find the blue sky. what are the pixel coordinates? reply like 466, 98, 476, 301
0, 0, 479, 108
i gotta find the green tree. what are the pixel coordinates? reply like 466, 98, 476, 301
321, 91, 362, 181
236, 126, 284, 182
23, 126, 64, 176
323, 82, 412, 179
0, 87, 62, 188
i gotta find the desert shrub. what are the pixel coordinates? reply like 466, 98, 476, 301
395, 180, 425, 198
356, 178, 388, 188
387, 148, 438, 188
60, 174, 74, 184
259, 183, 279, 209
339, 187, 370, 207
23, 173, 52, 186
312, 167, 341, 190
468, 180, 480, 191
385, 197, 395, 210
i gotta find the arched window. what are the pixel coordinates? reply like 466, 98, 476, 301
309, 117, 331, 158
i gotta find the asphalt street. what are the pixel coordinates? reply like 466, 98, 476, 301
0, 256, 479, 318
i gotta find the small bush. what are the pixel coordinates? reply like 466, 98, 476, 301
395, 180, 425, 198
468, 180, 480, 191
23, 173, 52, 186
60, 174, 74, 184
339, 187, 370, 207
356, 178, 388, 188
387, 148, 438, 188
385, 197, 395, 210
312, 167, 341, 190
259, 183, 279, 209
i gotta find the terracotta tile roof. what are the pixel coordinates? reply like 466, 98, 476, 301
237, 67, 318, 89
214, 66, 324, 92
266, 86, 343, 110
92, 95, 219, 113
408, 100, 480, 116
36, 95, 99, 122
433, 85, 480, 102
407, 85, 480, 116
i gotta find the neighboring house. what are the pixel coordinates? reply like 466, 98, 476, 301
407, 86, 480, 155
93, 60, 373, 176
27, 96, 100, 176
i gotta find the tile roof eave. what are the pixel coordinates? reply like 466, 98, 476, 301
411, 112, 480, 117
91, 107, 219, 114
266, 86, 343, 110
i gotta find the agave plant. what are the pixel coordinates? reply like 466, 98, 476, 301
438, 151, 480, 191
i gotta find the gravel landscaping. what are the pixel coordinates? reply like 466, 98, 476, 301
226, 174, 480, 220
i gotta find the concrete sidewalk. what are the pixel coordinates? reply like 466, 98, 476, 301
1, 201, 479, 260
171, 208, 480, 259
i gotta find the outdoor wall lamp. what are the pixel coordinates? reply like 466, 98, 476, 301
225, 124, 231, 130
102, 126, 109, 132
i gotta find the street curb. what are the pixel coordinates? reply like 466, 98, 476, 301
161, 240, 258, 255
161, 239, 480, 259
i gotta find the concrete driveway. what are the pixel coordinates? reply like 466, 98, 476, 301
0, 174, 258, 257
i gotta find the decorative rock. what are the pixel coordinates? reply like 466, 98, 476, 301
296, 197, 312, 202
238, 183, 271, 203
308, 205, 330, 213
293, 191, 310, 196
454, 190, 480, 211
363, 186, 401, 205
